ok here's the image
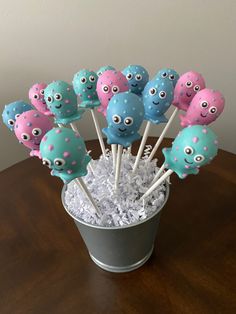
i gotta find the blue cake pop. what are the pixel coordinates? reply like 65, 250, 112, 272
97, 65, 116, 77
122, 65, 149, 95
102, 92, 144, 148
72, 69, 100, 109
154, 68, 179, 87
40, 127, 91, 183
44, 80, 84, 125
163, 125, 218, 179
143, 78, 174, 124
2, 101, 32, 131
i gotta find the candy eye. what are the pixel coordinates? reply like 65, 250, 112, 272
54, 158, 66, 167
54, 93, 62, 101
209, 106, 217, 114
112, 86, 120, 94
135, 74, 142, 81
33, 94, 39, 100
89, 75, 95, 82
149, 88, 157, 96
126, 73, 133, 80
21, 133, 30, 141
169, 74, 175, 80
15, 114, 21, 119
40, 89, 45, 95
194, 85, 200, 92
124, 117, 133, 126
161, 72, 167, 78
200, 101, 208, 108
112, 115, 121, 124
159, 91, 167, 99
185, 81, 193, 88
47, 96, 53, 103
80, 77, 87, 84
102, 85, 109, 93
42, 158, 51, 167
8, 119, 15, 126
32, 128, 42, 136
194, 154, 205, 163
184, 146, 194, 155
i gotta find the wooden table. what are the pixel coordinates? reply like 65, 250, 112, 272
0, 138, 235, 314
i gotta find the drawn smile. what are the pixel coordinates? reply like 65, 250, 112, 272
184, 158, 193, 164
153, 101, 159, 105
55, 104, 62, 109
118, 128, 126, 132
131, 83, 138, 87
87, 85, 93, 90
186, 92, 192, 97
200, 112, 208, 118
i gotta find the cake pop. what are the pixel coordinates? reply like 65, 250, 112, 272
97, 65, 116, 77
143, 78, 174, 124
122, 65, 149, 95
140, 125, 218, 200
44, 80, 84, 124
40, 127, 91, 183
2, 101, 32, 131
173, 71, 206, 111
154, 68, 179, 87
29, 83, 53, 116
179, 89, 225, 127
14, 110, 53, 158
103, 92, 144, 148
96, 70, 129, 116
72, 69, 100, 108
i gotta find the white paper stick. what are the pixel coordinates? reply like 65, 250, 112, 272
111, 144, 117, 171
140, 169, 173, 201
151, 163, 166, 185
75, 178, 100, 215
57, 123, 63, 128
90, 109, 106, 158
127, 145, 132, 156
147, 108, 178, 162
133, 121, 152, 173
114, 144, 123, 191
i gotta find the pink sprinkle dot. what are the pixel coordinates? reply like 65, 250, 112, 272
174, 157, 178, 162
204, 146, 208, 151
48, 144, 54, 151
71, 160, 77, 165
182, 173, 187, 178
88, 95, 91, 99
67, 87, 71, 91
66, 110, 71, 113
175, 146, 179, 150
214, 140, 218, 145
42, 136, 47, 142
165, 163, 169, 168
63, 151, 71, 158
65, 99, 70, 104
83, 89, 86, 92
67, 170, 73, 174
75, 133, 80, 138
202, 128, 208, 134
65, 137, 70, 142
56, 129, 62, 134
185, 165, 190, 169
192, 136, 199, 143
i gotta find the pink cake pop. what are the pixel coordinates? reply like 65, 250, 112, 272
14, 110, 53, 158
96, 70, 129, 116
179, 88, 225, 127
172, 71, 206, 111
29, 83, 53, 116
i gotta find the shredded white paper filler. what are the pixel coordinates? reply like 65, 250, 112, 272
64, 148, 168, 227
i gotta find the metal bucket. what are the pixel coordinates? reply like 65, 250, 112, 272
61, 184, 169, 273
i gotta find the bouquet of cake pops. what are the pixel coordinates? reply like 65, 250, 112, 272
2, 65, 225, 226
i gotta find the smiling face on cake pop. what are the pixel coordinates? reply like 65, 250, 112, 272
44, 80, 84, 124
96, 70, 129, 116
179, 89, 225, 127
102, 92, 144, 147
173, 71, 206, 111
163, 125, 218, 179
97, 65, 116, 77
14, 110, 53, 157
155, 68, 179, 87
40, 128, 91, 183
122, 65, 149, 95
72, 69, 100, 108
29, 83, 53, 116
143, 78, 174, 124
2, 101, 32, 131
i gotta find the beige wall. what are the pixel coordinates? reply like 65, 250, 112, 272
0, 0, 235, 171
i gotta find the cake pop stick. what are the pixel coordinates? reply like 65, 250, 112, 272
132, 78, 174, 173
2, 101, 32, 131
147, 71, 206, 161
111, 144, 117, 170
40, 127, 99, 215
140, 125, 218, 201
29, 83, 54, 116
122, 65, 149, 96
72, 69, 106, 157
102, 92, 144, 189
14, 110, 53, 158
150, 163, 166, 185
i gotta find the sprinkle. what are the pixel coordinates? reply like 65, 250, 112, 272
185, 165, 190, 169
67, 170, 73, 174
48, 144, 54, 151
192, 136, 199, 143
65, 99, 70, 104
214, 140, 218, 145
56, 129, 62, 134
204, 146, 208, 151
27, 122, 32, 127
202, 128, 208, 134
63, 151, 71, 158
65, 137, 70, 142
42, 136, 47, 142
71, 160, 77, 165
34, 113, 40, 118
182, 173, 187, 178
